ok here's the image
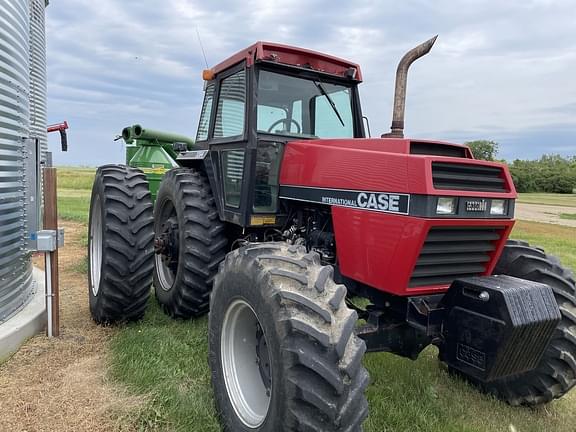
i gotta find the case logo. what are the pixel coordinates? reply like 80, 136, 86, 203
457, 343, 487, 371
356, 193, 402, 212
280, 186, 410, 215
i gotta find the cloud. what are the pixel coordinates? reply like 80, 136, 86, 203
46, 0, 576, 165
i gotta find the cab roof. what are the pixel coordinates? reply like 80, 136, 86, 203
211, 41, 363, 82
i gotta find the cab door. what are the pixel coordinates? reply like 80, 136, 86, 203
196, 63, 254, 226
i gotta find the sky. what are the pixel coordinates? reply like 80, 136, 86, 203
45, 0, 576, 165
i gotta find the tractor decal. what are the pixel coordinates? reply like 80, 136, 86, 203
279, 185, 410, 215
465, 199, 488, 212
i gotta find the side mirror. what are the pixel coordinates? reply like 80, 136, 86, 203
173, 142, 187, 153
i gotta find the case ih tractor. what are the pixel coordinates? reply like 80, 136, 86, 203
88, 37, 576, 431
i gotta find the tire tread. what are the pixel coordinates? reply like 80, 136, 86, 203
89, 164, 153, 324
213, 244, 369, 431
154, 168, 227, 319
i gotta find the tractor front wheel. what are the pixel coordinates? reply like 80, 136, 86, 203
209, 243, 369, 431
88, 165, 154, 324
476, 240, 576, 405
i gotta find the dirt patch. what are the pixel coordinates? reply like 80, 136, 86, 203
516, 203, 576, 227
0, 221, 144, 432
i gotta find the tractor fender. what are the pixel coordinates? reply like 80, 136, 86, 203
177, 150, 226, 220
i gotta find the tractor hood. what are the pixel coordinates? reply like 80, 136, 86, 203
279, 137, 517, 199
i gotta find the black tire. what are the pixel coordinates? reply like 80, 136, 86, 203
481, 239, 576, 405
153, 168, 227, 319
88, 165, 154, 324
209, 243, 369, 432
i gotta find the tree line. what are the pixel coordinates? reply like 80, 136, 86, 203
465, 140, 576, 194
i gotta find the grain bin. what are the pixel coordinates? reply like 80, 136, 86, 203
29, 0, 48, 161
0, 0, 48, 352
0, 0, 34, 322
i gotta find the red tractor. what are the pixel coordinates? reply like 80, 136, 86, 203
88, 37, 576, 431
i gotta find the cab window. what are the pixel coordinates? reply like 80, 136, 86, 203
314, 89, 353, 137
214, 70, 246, 138
196, 83, 215, 141
257, 70, 354, 138
254, 142, 282, 213
222, 149, 245, 208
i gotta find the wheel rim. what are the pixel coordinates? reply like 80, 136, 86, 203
221, 299, 272, 428
155, 252, 174, 290
154, 200, 178, 291
90, 195, 103, 296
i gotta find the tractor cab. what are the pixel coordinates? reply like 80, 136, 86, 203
183, 42, 366, 227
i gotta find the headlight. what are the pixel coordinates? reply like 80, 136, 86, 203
436, 197, 457, 215
490, 199, 506, 215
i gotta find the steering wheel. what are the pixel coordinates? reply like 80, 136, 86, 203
267, 118, 301, 134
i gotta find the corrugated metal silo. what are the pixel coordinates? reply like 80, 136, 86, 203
29, 0, 47, 160
0, 0, 36, 322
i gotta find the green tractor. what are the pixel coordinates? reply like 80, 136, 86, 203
88, 39, 576, 431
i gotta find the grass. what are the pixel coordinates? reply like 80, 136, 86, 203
56, 168, 576, 431
512, 220, 575, 270
58, 190, 91, 223
560, 213, 576, 221
518, 193, 576, 207
109, 303, 220, 432
57, 168, 93, 223
72, 255, 89, 274
57, 168, 95, 190
57, 168, 91, 274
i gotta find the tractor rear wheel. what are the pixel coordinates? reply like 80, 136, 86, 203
88, 165, 154, 324
153, 168, 227, 319
209, 243, 369, 431
478, 240, 576, 405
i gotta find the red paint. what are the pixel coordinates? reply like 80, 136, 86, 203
211, 42, 362, 81
280, 137, 518, 296
279, 138, 516, 199
331, 209, 514, 296
47, 121, 69, 133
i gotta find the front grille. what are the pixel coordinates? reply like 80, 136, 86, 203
432, 162, 507, 192
409, 226, 503, 288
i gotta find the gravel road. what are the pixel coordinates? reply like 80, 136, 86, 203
516, 203, 576, 228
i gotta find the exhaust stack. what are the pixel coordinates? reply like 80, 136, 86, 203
382, 35, 438, 138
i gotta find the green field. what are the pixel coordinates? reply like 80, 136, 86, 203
57, 169, 576, 432
57, 168, 94, 223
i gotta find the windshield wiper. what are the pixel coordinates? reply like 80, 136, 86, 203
313, 80, 345, 127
